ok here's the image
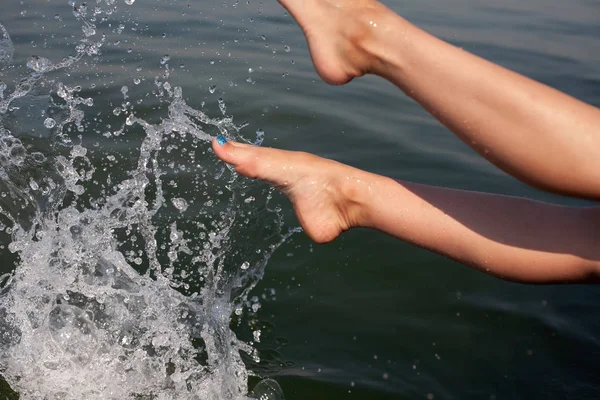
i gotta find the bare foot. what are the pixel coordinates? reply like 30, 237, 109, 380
212, 137, 374, 243
278, 0, 386, 85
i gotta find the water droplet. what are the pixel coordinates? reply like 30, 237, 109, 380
133, 78, 141, 85
284, 45, 290, 52
71, 145, 87, 158
124, 0, 135, 4
255, 129, 264, 145
26, 55, 53, 73
82, 24, 96, 37
125, 115, 136, 126
240, 262, 249, 270
171, 197, 188, 212
208, 84, 217, 94
160, 54, 170, 65
218, 98, 226, 115
44, 118, 56, 129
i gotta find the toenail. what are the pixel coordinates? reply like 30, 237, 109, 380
216, 135, 227, 146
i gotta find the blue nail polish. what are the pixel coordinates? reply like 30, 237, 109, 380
216, 135, 227, 146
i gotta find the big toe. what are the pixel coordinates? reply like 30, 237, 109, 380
212, 137, 257, 174
212, 137, 294, 186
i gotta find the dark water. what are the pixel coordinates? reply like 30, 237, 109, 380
1, 0, 600, 398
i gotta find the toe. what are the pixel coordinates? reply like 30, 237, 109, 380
212, 138, 254, 167
212, 137, 302, 186
212, 137, 270, 181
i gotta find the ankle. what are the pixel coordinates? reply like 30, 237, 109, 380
335, 169, 380, 231
342, 2, 386, 77
353, 3, 412, 78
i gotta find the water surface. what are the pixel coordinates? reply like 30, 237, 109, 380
0, 0, 599, 399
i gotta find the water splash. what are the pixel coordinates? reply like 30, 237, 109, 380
0, 24, 14, 65
0, 3, 288, 399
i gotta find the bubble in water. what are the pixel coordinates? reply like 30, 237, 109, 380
160, 54, 170, 65
124, 0, 135, 4
26, 55, 54, 73
240, 261, 249, 270
284, 45, 290, 52
208, 84, 217, 94
171, 197, 189, 212
250, 379, 285, 400
44, 118, 56, 128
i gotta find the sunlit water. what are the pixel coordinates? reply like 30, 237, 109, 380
0, 2, 290, 398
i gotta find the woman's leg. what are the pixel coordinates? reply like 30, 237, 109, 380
278, 0, 600, 200
213, 138, 600, 283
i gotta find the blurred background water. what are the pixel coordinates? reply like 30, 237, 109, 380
0, 0, 599, 398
